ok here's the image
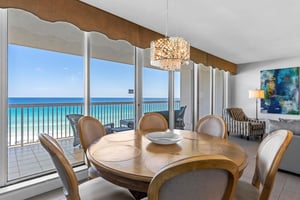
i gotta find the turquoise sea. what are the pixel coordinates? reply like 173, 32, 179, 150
8, 97, 178, 146
8, 97, 170, 104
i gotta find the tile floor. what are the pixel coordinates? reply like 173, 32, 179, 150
8, 138, 84, 181
26, 135, 300, 200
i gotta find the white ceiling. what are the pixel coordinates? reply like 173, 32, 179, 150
81, 0, 300, 65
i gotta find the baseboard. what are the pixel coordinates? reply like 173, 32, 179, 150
0, 166, 88, 200
278, 168, 300, 177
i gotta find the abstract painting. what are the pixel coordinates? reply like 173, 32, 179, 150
260, 67, 299, 114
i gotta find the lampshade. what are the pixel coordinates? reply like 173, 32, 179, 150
150, 37, 190, 71
249, 89, 265, 99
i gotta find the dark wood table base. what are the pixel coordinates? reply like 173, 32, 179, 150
129, 189, 147, 200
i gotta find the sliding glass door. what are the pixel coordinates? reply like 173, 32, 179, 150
89, 32, 135, 129
6, 9, 85, 183
141, 49, 181, 128
0, 7, 230, 188
142, 67, 169, 112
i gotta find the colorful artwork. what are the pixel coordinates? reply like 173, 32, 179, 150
260, 67, 299, 114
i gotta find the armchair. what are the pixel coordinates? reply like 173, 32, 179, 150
223, 108, 265, 140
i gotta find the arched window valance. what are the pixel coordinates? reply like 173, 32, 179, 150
0, 0, 236, 74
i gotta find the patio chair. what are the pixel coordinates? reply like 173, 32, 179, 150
195, 114, 227, 139
147, 154, 239, 200
223, 107, 265, 140
235, 129, 293, 200
175, 105, 187, 129
149, 105, 187, 129
66, 114, 84, 146
103, 122, 115, 134
38, 133, 135, 200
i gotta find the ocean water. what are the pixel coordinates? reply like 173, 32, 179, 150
8, 97, 173, 104
8, 97, 178, 146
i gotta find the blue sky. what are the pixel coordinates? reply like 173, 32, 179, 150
8, 45, 180, 98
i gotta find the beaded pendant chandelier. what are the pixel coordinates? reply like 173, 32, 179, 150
150, 0, 190, 71
150, 37, 190, 71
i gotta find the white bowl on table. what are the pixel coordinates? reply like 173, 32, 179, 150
145, 131, 182, 145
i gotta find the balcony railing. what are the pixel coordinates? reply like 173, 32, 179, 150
8, 100, 180, 146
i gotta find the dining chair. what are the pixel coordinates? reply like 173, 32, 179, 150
147, 154, 239, 200
38, 133, 135, 200
195, 114, 227, 139
78, 116, 106, 179
235, 129, 293, 200
138, 112, 168, 133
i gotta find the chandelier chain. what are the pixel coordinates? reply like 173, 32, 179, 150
165, 0, 168, 37
150, 0, 190, 71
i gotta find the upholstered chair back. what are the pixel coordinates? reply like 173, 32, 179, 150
254, 129, 293, 199
39, 133, 135, 200
195, 115, 227, 139
138, 112, 168, 133
78, 116, 106, 156
228, 108, 248, 121
78, 116, 106, 178
147, 155, 239, 200
39, 133, 80, 200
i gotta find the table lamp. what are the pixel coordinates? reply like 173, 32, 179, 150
249, 89, 265, 120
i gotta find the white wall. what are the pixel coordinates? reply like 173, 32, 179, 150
231, 56, 300, 120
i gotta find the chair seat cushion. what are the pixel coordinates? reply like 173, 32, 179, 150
79, 177, 135, 200
235, 180, 259, 200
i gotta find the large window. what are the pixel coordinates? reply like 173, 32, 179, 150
90, 32, 135, 128
0, 7, 229, 190
143, 67, 169, 110
142, 49, 181, 126
7, 9, 84, 183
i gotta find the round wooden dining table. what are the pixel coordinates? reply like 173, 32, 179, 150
87, 129, 248, 196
